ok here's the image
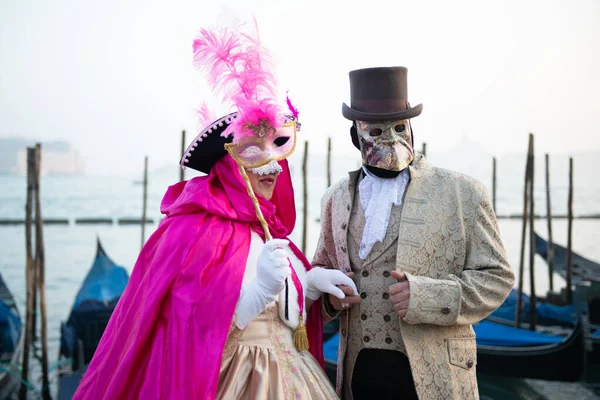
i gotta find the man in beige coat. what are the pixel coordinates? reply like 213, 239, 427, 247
312, 66, 515, 400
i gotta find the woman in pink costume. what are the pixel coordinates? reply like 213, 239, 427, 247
72, 20, 356, 400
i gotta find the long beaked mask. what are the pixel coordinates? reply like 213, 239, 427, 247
356, 119, 414, 171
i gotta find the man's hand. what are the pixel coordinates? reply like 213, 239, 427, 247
389, 271, 410, 318
328, 272, 361, 311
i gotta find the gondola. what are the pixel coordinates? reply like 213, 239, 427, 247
0, 273, 23, 400
475, 317, 585, 382
490, 288, 578, 328
534, 231, 600, 324
489, 234, 600, 361
323, 316, 586, 385
57, 238, 129, 400
535, 231, 600, 284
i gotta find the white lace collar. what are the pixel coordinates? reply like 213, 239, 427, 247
358, 167, 410, 259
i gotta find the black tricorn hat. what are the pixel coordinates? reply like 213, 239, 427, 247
342, 66, 422, 121
180, 112, 238, 174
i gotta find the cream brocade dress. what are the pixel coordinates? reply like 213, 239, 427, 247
217, 232, 338, 400
218, 305, 337, 399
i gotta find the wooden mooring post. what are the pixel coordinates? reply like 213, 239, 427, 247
302, 141, 308, 254
19, 148, 35, 400
566, 157, 574, 304
180, 130, 186, 182
35, 144, 51, 400
141, 156, 149, 249
545, 153, 554, 292
19, 144, 51, 399
528, 135, 537, 331
422, 142, 427, 157
516, 134, 533, 328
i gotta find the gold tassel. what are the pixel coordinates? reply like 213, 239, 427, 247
294, 315, 310, 351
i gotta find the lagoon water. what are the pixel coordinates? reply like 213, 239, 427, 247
1, 150, 599, 398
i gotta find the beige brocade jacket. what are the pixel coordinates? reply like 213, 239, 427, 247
312, 153, 515, 400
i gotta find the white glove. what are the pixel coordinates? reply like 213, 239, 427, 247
235, 239, 291, 329
305, 267, 359, 301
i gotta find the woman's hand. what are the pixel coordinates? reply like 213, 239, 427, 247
305, 267, 358, 300
255, 239, 291, 302
235, 239, 291, 329
306, 268, 361, 311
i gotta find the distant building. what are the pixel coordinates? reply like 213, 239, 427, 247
0, 138, 84, 176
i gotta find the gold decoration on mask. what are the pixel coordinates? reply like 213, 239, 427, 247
224, 122, 298, 169
242, 118, 277, 138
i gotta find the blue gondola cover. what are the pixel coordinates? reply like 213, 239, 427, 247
60, 241, 129, 368
0, 274, 21, 355
0, 301, 21, 354
323, 320, 564, 364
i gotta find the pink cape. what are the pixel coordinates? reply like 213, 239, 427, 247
73, 155, 323, 400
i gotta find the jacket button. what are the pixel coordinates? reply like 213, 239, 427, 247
362, 270, 369, 277
342, 329, 347, 337
363, 336, 370, 343
382, 293, 389, 300
347, 205, 351, 211
441, 307, 451, 315
384, 315, 391, 322
466, 360, 474, 369
360, 292, 367, 299
383, 270, 390, 278
361, 313, 367, 321
385, 337, 392, 344
342, 223, 347, 230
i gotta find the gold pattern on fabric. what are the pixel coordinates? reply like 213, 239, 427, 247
343, 181, 408, 398
237, 163, 273, 241
311, 153, 514, 399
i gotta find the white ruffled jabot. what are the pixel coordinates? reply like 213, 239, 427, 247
358, 167, 410, 259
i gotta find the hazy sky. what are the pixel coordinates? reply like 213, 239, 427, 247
1, 0, 599, 176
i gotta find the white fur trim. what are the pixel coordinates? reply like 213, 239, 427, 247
277, 248, 307, 330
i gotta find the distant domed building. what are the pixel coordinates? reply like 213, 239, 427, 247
0, 138, 83, 176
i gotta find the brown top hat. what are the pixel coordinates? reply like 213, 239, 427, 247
342, 66, 423, 121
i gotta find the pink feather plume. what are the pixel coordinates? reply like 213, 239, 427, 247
194, 102, 217, 134
192, 19, 285, 142
286, 91, 299, 118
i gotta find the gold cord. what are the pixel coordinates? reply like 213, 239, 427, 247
237, 163, 273, 241
238, 161, 309, 351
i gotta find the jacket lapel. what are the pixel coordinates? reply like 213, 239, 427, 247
347, 182, 366, 268
336, 169, 361, 272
